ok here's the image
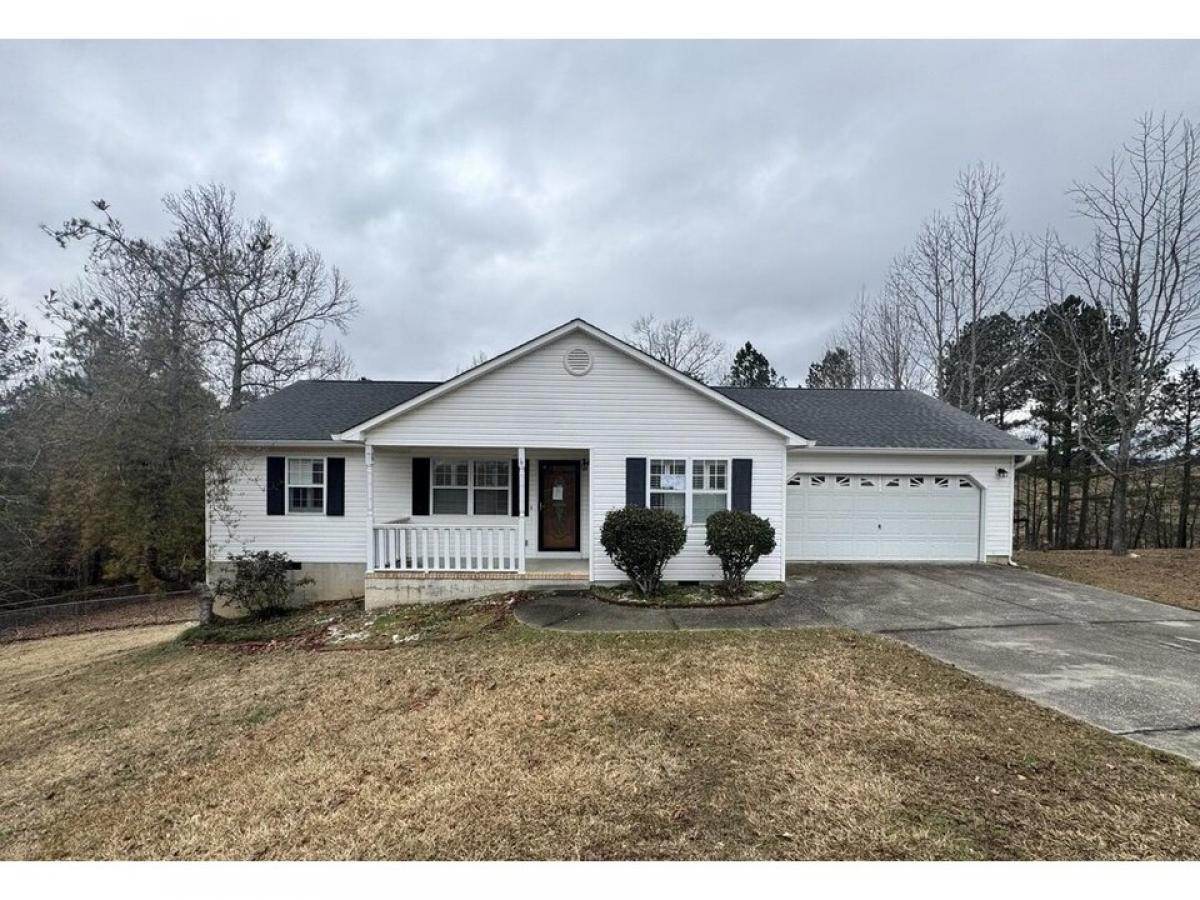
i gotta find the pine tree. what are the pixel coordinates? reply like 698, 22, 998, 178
806, 347, 856, 389
727, 341, 786, 387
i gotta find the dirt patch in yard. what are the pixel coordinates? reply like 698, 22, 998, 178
2, 605, 1199, 860
1016, 549, 1200, 613
178, 595, 518, 651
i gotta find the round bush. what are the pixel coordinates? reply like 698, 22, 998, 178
216, 550, 312, 617
599, 506, 687, 597
704, 510, 776, 594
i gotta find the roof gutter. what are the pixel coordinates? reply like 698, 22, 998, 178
790, 445, 1045, 457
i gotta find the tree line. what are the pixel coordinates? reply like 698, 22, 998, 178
0, 185, 356, 603
808, 115, 1200, 555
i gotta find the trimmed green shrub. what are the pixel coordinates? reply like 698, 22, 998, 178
599, 506, 687, 597
705, 510, 776, 595
215, 550, 312, 617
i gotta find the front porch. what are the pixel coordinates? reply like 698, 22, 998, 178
362, 445, 591, 607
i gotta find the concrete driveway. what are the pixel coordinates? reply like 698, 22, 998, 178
788, 564, 1200, 763
516, 564, 1200, 763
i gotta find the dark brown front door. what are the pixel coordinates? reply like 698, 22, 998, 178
538, 460, 580, 551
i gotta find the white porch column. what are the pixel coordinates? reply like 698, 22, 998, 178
364, 443, 375, 572
518, 447, 527, 574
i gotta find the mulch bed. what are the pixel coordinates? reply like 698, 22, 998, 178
590, 583, 784, 609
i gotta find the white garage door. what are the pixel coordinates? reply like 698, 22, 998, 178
786, 473, 981, 562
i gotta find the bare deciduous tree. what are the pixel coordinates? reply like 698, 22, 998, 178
166, 185, 357, 407
888, 165, 1030, 410
1043, 114, 1200, 555
869, 285, 922, 390
831, 289, 880, 388
949, 164, 1032, 412
888, 211, 960, 395
47, 184, 357, 409
628, 315, 727, 383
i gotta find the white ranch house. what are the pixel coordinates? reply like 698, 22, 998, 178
208, 319, 1036, 609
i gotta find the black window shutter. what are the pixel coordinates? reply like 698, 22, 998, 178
326, 457, 345, 516
412, 457, 430, 516
266, 456, 285, 516
625, 457, 647, 507
511, 459, 520, 516
731, 458, 753, 512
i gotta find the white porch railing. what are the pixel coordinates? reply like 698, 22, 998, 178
371, 524, 523, 573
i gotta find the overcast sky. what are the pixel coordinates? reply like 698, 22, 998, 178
2, 41, 1199, 384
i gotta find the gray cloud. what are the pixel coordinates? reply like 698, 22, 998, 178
2, 40, 1199, 384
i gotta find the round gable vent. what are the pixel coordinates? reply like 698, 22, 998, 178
563, 346, 593, 376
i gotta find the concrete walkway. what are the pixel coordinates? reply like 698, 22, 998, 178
514, 565, 1200, 763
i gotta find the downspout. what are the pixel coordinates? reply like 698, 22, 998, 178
1008, 454, 1035, 566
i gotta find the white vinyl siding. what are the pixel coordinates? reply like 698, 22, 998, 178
209, 446, 367, 563
364, 332, 787, 582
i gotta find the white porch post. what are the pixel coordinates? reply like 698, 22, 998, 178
518, 447, 527, 574
365, 443, 375, 572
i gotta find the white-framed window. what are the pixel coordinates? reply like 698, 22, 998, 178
287, 457, 325, 514
473, 460, 511, 515
691, 459, 728, 524
430, 458, 512, 516
432, 459, 470, 514
649, 458, 687, 519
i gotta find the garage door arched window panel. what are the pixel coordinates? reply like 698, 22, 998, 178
934, 476, 951, 489
859, 476, 876, 489
908, 476, 926, 489
835, 475, 851, 488
884, 477, 902, 489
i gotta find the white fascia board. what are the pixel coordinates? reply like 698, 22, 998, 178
332, 318, 812, 446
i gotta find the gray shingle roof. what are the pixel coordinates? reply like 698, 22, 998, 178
715, 387, 1035, 452
229, 380, 438, 441
229, 378, 1034, 453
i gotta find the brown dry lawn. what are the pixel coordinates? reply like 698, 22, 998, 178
0, 594, 197, 644
1016, 548, 1200, 613
2, 602, 1200, 860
